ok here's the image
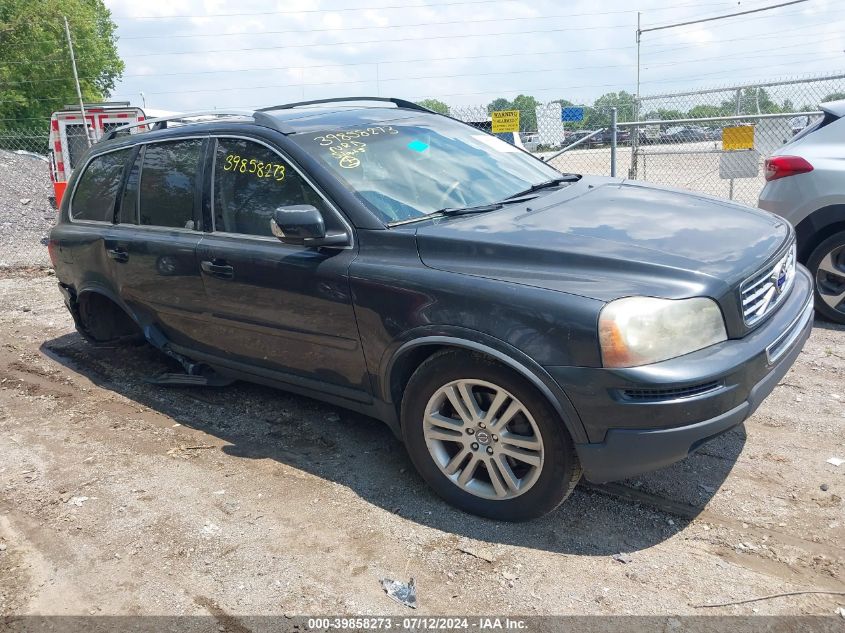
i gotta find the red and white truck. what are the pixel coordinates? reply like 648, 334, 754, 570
48, 102, 146, 207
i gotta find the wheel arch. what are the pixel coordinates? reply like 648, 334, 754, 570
382, 331, 588, 444
71, 284, 142, 343
794, 204, 845, 263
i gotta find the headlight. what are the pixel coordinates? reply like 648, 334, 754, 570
599, 297, 727, 368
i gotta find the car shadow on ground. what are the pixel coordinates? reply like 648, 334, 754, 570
41, 332, 745, 556
812, 317, 845, 333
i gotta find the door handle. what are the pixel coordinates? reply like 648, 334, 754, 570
201, 259, 234, 279
107, 247, 128, 263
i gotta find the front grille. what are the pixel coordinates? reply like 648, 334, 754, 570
741, 242, 796, 326
621, 381, 722, 402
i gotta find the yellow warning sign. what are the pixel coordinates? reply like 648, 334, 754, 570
722, 125, 754, 150
491, 110, 520, 133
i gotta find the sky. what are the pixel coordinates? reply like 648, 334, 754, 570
101, 0, 844, 112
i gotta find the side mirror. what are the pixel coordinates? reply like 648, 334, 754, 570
270, 205, 348, 247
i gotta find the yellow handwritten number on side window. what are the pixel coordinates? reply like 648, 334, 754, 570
223, 154, 285, 182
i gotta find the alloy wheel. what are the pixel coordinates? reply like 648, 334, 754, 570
422, 379, 545, 500
816, 244, 845, 315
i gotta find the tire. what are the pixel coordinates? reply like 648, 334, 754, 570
401, 350, 581, 521
77, 293, 143, 345
806, 231, 845, 324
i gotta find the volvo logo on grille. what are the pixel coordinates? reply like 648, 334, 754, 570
773, 262, 788, 295
475, 430, 491, 445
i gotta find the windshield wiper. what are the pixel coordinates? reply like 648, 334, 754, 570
386, 195, 538, 227
439, 202, 504, 216
502, 175, 581, 201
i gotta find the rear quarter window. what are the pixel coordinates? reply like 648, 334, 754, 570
71, 149, 131, 222
139, 139, 203, 229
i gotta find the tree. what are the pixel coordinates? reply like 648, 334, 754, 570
0, 0, 124, 127
721, 87, 783, 116
822, 92, 845, 103
688, 104, 731, 119
510, 94, 539, 132
487, 97, 513, 114
584, 91, 636, 128
416, 98, 450, 115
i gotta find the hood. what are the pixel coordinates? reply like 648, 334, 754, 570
415, 179, 790, 302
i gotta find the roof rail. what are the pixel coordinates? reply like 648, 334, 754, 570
102, 110, 255, 141
257, 96, 431, 113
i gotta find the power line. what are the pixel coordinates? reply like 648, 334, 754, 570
115, 12, 630, 41
109, 2, 821, 42
641, 55, 844, 85
110, 0, 739, 21
134, 59, 845, 108
642, 6, 838, 42
0, 42, 631, 73
2, 25, 635, 64
4, 21, 839, 86
3, 15, 839, 75
643, 30, 845, 64
7, 45, 842, 105
5, 6, 837, 64
1, 60, 638, 103
122, 25, 635, 57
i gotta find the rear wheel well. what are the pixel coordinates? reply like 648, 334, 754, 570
77, 291, 141, 343
795, 208, 845, 264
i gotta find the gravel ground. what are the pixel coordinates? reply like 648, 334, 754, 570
0, 271, 844, 622
0, 150, 54, 268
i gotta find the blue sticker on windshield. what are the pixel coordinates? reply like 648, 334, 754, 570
407, 139, 429, 152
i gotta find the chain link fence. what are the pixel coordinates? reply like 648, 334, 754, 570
1, 71, 843, 268
0, 127, 54, 268
617, 73, 844, 205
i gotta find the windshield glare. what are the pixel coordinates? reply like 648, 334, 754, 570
291, 115, 563, 224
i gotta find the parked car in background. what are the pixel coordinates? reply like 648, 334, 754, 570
759, 99, 845, 324
564, 130, 596, 146
521, 132, 539, 152
789, 115, 811, 136
660, 126, 707, 143
703, 127, 722, 141
564, 129, 629, 147
51, 97, 813, 521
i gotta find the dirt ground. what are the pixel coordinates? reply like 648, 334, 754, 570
1, 270, 844, 620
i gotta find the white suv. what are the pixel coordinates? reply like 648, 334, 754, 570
759, 99, 845, 324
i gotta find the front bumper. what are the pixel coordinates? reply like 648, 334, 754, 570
547, 266, 815, 483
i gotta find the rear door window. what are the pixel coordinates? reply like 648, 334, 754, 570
212, 138, 330, 237
71, 149, 131, 222
139, 139, 203, 229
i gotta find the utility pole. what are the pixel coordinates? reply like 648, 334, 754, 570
635, 0, 808, 97
632, 0, 807, 180
63, 16, 91, 147
636, 12, 641, 103
631, 11, 641, 179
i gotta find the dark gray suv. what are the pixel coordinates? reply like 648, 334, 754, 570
49, 97, 814, 520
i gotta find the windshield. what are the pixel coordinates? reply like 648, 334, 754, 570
290, 114, 564, 224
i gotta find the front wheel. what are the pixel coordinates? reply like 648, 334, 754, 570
401, 351, 581, 521
807, 232, 845, 324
